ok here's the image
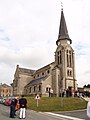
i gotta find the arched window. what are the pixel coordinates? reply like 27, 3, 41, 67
34, 86, 36, 92
58, 50, 62, 65
42, 72, 44, 75
46, 85, 51, 92
67, 70, 69, 76
47, 70, 50, 74
69, 50, 72, 67
67, 70, 72, 77
67, 50, 72, 67
46, 87, 49, 92
29, 87, 31, 93
67, 50, 69, 67
70, 71, 72, 76
39, 85, 41, 92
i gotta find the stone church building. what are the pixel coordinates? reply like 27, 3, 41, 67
12, 9, 77, 97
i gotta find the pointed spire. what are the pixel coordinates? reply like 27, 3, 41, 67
59, 9, 69, 39
56, 8, 72, 45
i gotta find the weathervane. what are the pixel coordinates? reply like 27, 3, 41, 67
61, 1, 63, 11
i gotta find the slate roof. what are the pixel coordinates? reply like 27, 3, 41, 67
56, 9, 72, 45
35, 62, 54, 73
59, 10, 69, 39
0, 83, 11, 88
19, 67, 35, 75
25, 76, 48, 87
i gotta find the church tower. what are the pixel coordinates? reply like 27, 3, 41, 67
54, 8, 77, 96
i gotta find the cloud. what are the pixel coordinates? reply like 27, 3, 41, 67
0, 29, 10, 42
0, 0, 89, 87
0, 44, 53, 84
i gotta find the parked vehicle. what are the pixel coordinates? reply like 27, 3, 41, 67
2, 97, 7, 104
4, 96, 14, 106
4, 98, 12, 106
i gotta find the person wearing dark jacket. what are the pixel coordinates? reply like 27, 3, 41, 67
10, 98, 16, 118
19, 95, 27, 119
14, 97, 18, 116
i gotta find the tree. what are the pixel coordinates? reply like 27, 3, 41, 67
83, 84, 90, 88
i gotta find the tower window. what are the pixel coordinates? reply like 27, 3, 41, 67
69, 52, 72, 67
58, 50, 62, 65
70, 71, 72, 76
67, 54, 69, 67
67, 70, 72, 77
67, 50, 72, 67
67, 70, 69, 76
69, 51, 71, 54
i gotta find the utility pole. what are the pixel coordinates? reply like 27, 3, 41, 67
60, 78, 63, 107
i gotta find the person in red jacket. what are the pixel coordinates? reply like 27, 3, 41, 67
19, 95, 27, 119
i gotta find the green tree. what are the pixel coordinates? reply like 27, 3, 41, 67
83, 84, 90, 88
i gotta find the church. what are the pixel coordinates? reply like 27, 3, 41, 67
12, 8, 77, 97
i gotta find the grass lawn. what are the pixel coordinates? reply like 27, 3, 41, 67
26, 97, 87, 112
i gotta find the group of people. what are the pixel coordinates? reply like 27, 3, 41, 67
10, 95, 27, 119
9, 94, 90, 119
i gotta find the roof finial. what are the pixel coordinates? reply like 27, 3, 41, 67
61, 2, 63, 11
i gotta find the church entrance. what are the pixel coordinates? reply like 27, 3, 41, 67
68, 86, 72, 96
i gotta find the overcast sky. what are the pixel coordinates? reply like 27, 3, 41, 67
0, 0, 90, 87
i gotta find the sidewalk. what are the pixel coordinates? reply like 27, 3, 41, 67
82, 97, 90, 101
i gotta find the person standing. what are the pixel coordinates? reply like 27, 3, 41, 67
19, 95, 27, 119
71, 88, 74, 98
10, 98, 16, 118
14, 97, 19, 116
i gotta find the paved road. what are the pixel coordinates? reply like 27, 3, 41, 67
55, 110, 90, 120
0, 104, 89, 120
